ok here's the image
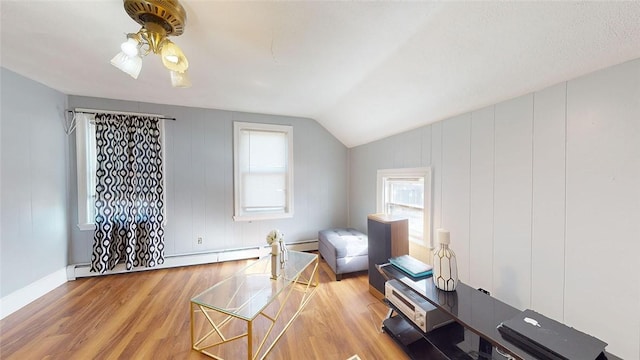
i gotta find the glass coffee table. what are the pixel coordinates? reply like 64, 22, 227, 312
190, 250, 319, 360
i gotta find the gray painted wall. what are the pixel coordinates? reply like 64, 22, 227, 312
2, 58, 638, 357
67, 96, 349, 264
0, 68, 69, 297
348, 59, 640, 359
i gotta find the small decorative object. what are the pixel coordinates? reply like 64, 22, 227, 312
433, 229, 458, 291
266, 229, 287, 279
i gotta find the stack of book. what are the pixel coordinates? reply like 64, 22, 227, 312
389, 255, 433, 278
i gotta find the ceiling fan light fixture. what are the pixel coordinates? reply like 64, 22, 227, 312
112, 0, 190, 87
142, 22, 168, 54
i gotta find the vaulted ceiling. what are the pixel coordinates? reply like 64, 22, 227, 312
2, 1, 639, 147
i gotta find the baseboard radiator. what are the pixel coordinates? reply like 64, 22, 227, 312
68, 239, 318, 280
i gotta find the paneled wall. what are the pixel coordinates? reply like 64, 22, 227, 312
348, 59, 640, 359
564, 62, 640, 358
0, 69, 69, 297
67, 96, 349, 264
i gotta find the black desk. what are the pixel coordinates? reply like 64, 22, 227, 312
378, 264, 620, 360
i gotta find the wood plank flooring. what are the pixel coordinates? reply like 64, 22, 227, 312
0, 255, 409, 360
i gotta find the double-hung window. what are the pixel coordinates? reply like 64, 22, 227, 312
233, 122, 294, 221
377, 167, 432, 247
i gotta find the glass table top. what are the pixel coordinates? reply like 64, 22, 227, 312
191, 250, 318, 321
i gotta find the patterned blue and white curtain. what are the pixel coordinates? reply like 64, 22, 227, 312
90, 113, 165, 273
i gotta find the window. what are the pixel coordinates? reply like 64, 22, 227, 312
233, 122, 294, 221
76, 112, 97, 230
377, 167, 432, 247
75, 110, 165, 230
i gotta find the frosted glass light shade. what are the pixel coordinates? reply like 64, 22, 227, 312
161, 40, 189, 72
170, 70, 191, 88
111, 52, 142, 79
120, 38, 140, 57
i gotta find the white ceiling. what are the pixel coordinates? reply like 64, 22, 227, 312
2, 1, 640, 148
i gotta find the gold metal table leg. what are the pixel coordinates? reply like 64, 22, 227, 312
190, 254, 320, 360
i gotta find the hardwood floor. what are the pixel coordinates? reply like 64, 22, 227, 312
0, 255, 409, 360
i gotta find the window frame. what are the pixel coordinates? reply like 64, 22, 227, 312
75, 112, 96, 230
376, 167, 433, 248
233, 121, 294, 222
75, 109, 166, 231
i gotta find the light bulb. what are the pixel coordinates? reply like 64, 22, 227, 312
164, 55, 179, 64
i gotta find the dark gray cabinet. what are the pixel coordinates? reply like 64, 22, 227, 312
367, 214, 409, 298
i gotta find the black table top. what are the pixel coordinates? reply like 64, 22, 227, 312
379, 264, 621, 360
380, 263, 539, 360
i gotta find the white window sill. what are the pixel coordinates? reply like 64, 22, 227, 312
233, 213, 294, 222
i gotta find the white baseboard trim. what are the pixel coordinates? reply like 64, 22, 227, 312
288, 239, 318, 252
0, 267, 68, 320
70, 247, 263, 279
69, 240, 318, 279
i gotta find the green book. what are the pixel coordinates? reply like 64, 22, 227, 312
389, 254, 433, 278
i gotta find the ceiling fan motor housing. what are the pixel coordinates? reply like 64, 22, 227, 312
123, 0, 187, 36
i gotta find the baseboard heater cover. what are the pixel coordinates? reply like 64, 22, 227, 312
68, 239, 318, 280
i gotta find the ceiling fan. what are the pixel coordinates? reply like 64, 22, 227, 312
111, 0, 191, 88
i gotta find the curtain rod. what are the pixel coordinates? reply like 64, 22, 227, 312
67, 109, 177, 121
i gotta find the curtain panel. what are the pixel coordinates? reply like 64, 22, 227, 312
90, 113, 165, 273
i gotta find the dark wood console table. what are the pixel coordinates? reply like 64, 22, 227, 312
377, 264, 620, 360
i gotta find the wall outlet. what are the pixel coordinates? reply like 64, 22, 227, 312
197, 237, 203, 245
